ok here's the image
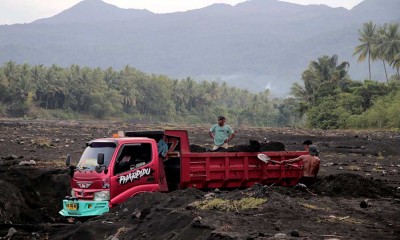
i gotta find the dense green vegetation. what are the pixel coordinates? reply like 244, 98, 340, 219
0, 22, 398, 129
292, 22, 400, 129
0, 63, 301, 126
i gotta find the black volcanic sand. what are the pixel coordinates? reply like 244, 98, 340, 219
0, 120, 399, 239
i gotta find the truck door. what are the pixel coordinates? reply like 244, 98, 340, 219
109, 142, 157, 205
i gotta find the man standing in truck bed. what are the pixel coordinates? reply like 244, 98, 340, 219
282, 145, 321, 187
209, 116, 235, 151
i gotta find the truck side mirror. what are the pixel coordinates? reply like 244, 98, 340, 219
66, 154, 71, 166
66, 154, 76, 177
97, 153, 105, 165
95, 153, 105, 174
95, 153, 108, 174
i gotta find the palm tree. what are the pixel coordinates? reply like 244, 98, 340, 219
208, 81, 221, 101
171, 80, 187, 114
182, 77, 196, 111
31, 65, 46, 107
290, 82, 309, 102
103, 67, 117, 90
390, 52, 400, 75
354, 21, 376, 80
290, 55, 350, 115
3, 61, 17, 85
310, 55, 350, 83
293, 55, 349, 101
372, 24, 391, 82
375, 23, 400, 80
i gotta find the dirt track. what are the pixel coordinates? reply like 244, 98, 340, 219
0, 119, 399, 239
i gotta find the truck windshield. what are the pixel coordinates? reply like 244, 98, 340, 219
77, 142, 116, 170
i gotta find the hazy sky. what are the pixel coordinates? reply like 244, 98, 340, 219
0, 0, 364, 25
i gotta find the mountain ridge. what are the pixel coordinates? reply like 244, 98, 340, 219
33, 0, 154, 24
0, 0, 399, 95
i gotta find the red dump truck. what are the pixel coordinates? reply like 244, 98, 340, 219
60, 130, 305, 217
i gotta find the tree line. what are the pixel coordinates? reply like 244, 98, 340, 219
291, 22, 400, 129
0, 21, 399, 129
0, 63, 301, 126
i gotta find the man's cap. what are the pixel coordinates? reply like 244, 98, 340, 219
218, 116, 225, 120
303, 140, 313, 145
308, 145, 319, 156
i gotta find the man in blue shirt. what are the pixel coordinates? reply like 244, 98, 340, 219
209, 116, 235, 151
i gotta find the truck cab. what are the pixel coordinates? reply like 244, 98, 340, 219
60, 131, 168, 217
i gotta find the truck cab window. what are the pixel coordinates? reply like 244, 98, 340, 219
114, 143, 152, 175
77, 142, 116, 171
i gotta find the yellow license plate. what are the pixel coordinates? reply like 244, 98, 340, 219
66, 203, 78, 211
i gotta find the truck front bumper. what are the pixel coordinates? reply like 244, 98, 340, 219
59, 199, 109, 217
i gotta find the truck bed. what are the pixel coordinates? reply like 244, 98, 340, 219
179, 151, 306, 189
128, 130, 306, 189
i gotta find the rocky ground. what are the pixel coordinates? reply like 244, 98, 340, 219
0, 119, 399, 239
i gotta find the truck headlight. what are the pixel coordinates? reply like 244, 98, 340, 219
71, 189, 76, 197
94, 191, 110, 201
